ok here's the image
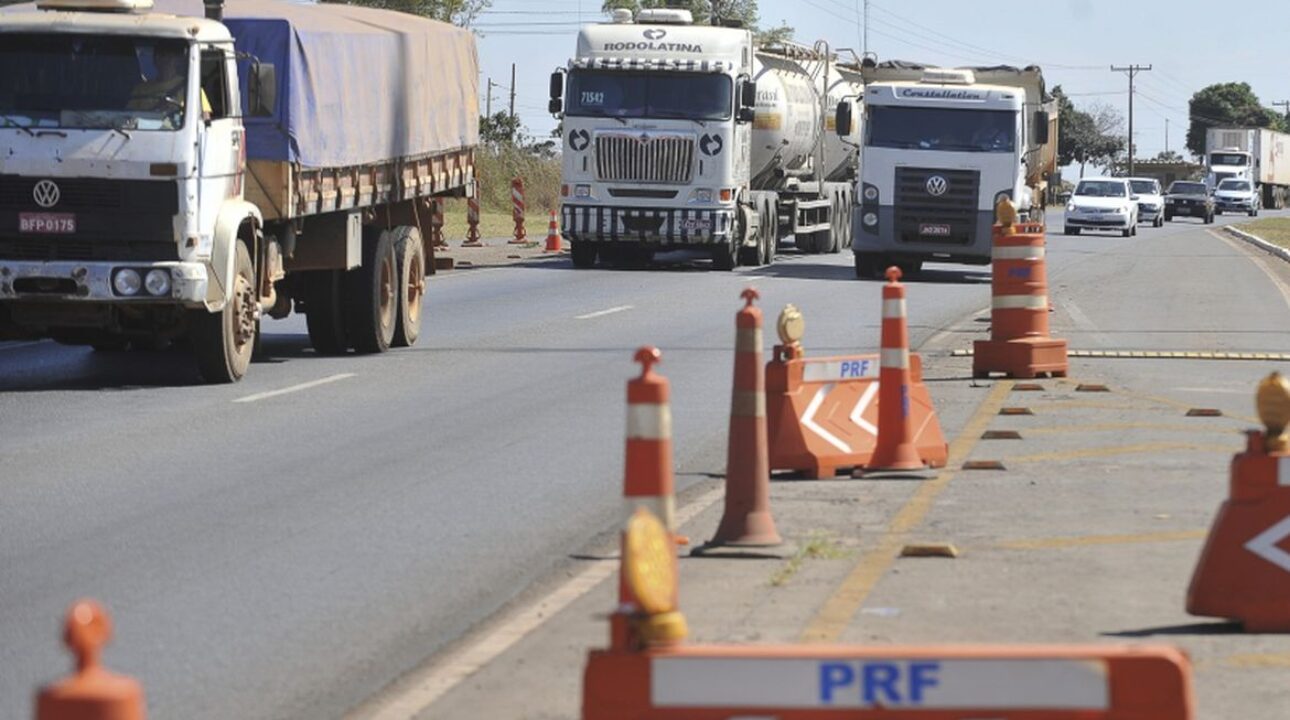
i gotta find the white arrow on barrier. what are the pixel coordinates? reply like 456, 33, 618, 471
848, 382, 879, 436
802, 384, 852, 454
1244, 514, 1290, 573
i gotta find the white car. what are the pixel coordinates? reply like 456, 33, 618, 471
1213, 178, 1260, 217
1128, 177, 1165, 227
1064, 177, 1139, 237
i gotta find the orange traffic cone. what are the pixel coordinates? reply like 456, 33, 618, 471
544, 210, 563, 253
1187, 372, 1290, 631
613, 346, 679, 650
699, 288, 782, 551
862, 267, 926, 474
36, 600, 145, 720
463, 195, 483, 248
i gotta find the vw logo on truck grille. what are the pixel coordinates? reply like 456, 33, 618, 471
33, 179, 61, 208
925, 175, 949, 197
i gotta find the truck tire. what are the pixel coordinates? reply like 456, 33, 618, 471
763, 198, 777, 265
392, 226, 425, 348
841, 188, 854, 249
712, 215, 740, 271
570, 241, 597, 269
828, 190, 844, 254
305, 270, 348, 355
347, 227, 398, 354
191, 239, 256, 383
854, 254, 884, 280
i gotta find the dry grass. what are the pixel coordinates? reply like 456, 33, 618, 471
438, 205, 555, 242
768, 532, 849, 587
1234, 217, 1290, 249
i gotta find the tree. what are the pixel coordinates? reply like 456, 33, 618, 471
1153, 150, 1184, 163
322, 0, 491, 25
1052, 86, 1126, 176
602, 0, 792, 45
1186, 82, 1287, 157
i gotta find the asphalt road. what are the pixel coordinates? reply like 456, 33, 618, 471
2, 208, 1287, 719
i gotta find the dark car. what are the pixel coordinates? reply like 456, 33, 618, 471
1163, 181, 1215, 224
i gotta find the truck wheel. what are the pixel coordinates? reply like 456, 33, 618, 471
841, 189, 854, 249
392, 226, 425, 348
762, 198, 777, 265
570, 241, 597, 269
191, 239, 256, 383
854, 254, 884, 280
305, 270, 348, 355
828, 191, 844, 254
712, 237, 738, 271
347, 227, 398, 354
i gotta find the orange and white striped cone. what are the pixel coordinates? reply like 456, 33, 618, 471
863, 266, 926, 474
613, 346, 679, 650
509, 177, 527, 244
463, 195, 483, 248
544, 210, 563, 253
700, 288, 783, 551
430, 198, 447, 249
36, 600, 145, 720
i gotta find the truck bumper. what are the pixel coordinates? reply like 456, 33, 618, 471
0, 260, 209, 305
851, 206, 995, 265
562, 204, 735, 245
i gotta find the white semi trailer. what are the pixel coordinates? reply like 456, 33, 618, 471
1204, 127, 1290, 208
550, 8, 861, 270
837, 61, 1057, 279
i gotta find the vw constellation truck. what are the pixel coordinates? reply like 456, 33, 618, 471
838, 61, 1057, 279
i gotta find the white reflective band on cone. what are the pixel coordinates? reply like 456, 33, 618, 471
731, 389, 766, 418
1280, 456, 1290, 486
992, 245, 1046, 260
880, 348, 909, 369
627, 404, 673, 440
992, 295, 1049, 310
624, 495, 676, 531
882, 298, 906, 319
735, 327, 762, 353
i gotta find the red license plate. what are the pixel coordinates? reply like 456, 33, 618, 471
19, 213, 76, 234
919, 223, 951, 237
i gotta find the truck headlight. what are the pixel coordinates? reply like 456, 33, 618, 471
693, 188, 713, 203
112, 268, 141, 297
574, 184, 592, 198
144, 269, 172, 297
863, 212, 878, 227
862, 185, 878, 201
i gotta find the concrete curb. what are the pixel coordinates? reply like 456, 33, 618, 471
1222, 224, 1290, 264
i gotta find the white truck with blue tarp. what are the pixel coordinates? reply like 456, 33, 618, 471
550, 8, 861, 270
0, 0, 478, 382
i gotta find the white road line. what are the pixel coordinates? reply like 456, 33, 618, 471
1060, 298, 1114, 348
0, 340, 47, 352
346, 486, 726, 720
575, 305, 633, 320
233, 373, 355, 404
743, 275, 768, 282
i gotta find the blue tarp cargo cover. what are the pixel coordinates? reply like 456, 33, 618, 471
5, 0, 480, 168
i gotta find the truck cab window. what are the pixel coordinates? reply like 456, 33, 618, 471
200, 48, 230, 120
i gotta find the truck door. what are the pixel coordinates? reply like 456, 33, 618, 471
196, 44, 241, 252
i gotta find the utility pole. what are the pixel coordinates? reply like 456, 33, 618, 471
1165, 118, 1169, 155
1111, 64, 1151, 176
863, 0, 870, 56
486, 78, 494, 118
1275, 100, 1290, 122
509, 63, 517, 122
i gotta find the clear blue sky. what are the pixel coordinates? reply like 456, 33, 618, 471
474, 0, 1290, 171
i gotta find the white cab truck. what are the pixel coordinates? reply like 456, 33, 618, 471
550, 8, 860, 270
836, 61, 1057, 279
0, 0, 477, 382
1204, 127, 1290, 209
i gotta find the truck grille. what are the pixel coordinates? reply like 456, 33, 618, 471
894, 167, 980, 245
596, 134, 694, 184
0, 175, 179, 261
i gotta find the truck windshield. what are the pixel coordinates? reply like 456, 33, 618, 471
566, 70, 732, 121
1210, 152, 1249, 166
867, 106, 1016, 152
0, 33, 191, 132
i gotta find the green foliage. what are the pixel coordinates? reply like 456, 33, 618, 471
476, 144, 561, 214
321, 0, 490, 25
601, 0, 793, 44
1052, 86, 1125, 174
1187, 83, 1287, 157
1153, 150, 1185, 162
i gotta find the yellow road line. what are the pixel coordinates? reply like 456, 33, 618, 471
1028, 400, 1145, 411
799, 380, 1014, 643
1111, 387, 1258, 425
1006, 442, 1234, 465
1222, 653, 1290, 669
997, 529, 1207, 551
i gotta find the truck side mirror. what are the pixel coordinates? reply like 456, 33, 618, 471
1033, 110, 1049, 145
549, 71, 564, 115
735, 79, 756, 123
835, 100, 853, 138
249, 62, 276, 118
